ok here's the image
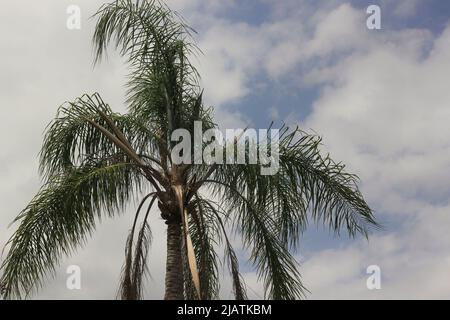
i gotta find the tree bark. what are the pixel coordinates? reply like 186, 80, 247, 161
164, 221, 184, 300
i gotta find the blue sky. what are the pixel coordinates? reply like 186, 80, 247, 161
1, 0, 450, 299
199, 0, 446, 257
217, 0, 450, 126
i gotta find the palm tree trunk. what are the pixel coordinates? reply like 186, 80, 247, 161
164, 221, 184, 300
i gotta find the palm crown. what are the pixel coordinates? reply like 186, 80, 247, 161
0, 0, 378, 300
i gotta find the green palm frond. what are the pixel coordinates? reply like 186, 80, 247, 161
206, 127, 378, 246
118, 193, 156, 300
93, 0, 198, 69
39, 93, 161, 179
186, 196, 221, 300
130, 219, 152, 298
190, 126, 377, 299
93, 0, 206, 141
277, 129, 379, 237
0, 157, 142, 299
198, 179, 306, 300
202, 199, 248, 300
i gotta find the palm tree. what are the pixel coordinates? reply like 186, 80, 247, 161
0, 0, 377, 300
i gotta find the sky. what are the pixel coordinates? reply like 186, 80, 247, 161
1, 0, 450, 299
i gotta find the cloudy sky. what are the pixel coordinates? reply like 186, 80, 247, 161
1, 0, 450, 299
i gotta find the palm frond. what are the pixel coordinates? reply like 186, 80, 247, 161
130, 211, 153, 299
186, 196, 221, 299
201, 180, 306, 300
0, 157, 142, 299
39, 93, 161, 180
118, 193, 156, 300
199, 198, 247, 300
206, 127, 378, 248
93, 0, 206, 142
277, 129, 379, 237
191, 126, 378, 299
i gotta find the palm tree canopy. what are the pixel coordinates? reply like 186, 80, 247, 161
0, 0, 378, 300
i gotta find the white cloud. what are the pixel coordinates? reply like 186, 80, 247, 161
296, 6, 450, 299
302, 203, 450, 299
192, 1, 450, 297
